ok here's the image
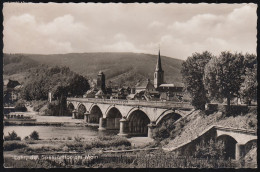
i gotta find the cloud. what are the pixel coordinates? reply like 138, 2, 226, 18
3, 3, 257, 59
113, 33, 127, 41
4, 13, 88, 54
148, 21, 165, 29
163, 4, 256, 58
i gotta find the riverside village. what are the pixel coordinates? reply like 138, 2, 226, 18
3, 3, 257, 168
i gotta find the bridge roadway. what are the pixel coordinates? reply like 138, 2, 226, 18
67, 98, 194, 138
67, 98, 193, 109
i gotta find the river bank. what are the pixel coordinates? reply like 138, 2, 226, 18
3, 133, 159, 168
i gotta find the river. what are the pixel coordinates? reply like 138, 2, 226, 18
4, 125, 118, 140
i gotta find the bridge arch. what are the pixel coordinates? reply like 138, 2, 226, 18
155, 110, 182, 125
77, 104, 86, 119
217, 134, 237, 159
105, 105, 121, 117
67, 103, 75, 116
89, 104, 103, 124
126, 107, 151, 121
105, 107, 122, 130
127, 109, 150, 136
245, 139, 257, 156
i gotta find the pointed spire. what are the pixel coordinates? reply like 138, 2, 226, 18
155, 47, 163, 72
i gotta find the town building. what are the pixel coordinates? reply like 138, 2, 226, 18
84, 49, 184, 101
84, 71, 109, 99
3, 79, 22, 105
96, 71, 106, 93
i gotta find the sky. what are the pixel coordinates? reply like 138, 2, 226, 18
3, 3, 257, 60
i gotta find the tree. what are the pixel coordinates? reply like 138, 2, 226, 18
52, 85, 69, 116
50, 73, 90, 116
30, 131, 39, 140
181, 51, 213, 110
204, 51, 245, 108
68, 74, 90, 96
204, 57, 223, 101
239, 64, 257, 105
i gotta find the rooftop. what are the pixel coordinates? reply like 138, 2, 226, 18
159, 82, 184, 87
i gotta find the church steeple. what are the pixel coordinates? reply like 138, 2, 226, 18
154, 48, 164, 89
155, 49, 163, 72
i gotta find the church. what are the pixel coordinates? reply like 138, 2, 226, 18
131, 49, 184, 101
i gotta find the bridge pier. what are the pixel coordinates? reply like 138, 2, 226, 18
236, 143, 245, 160
118, 118, 128, 137
147, 122, 157, 139
72, 110, 77, 119
83, 112, 90, 123
98, 117, 106, 130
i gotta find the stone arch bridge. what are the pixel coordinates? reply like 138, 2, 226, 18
164, 125, 257, 160
67, 98, 194, 138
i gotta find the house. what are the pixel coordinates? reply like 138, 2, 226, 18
95, 90, 107, 99
3, 79, 22, 105
135, 79, 156, 93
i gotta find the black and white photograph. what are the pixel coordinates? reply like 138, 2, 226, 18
2, 2, 257, 168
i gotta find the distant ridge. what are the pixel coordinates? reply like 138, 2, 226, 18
3, 52, 183, 87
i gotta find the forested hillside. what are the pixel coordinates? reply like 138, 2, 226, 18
3, 52, 183, 86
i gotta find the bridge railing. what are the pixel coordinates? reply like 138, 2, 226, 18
213, 125, 257, 135
67, 97, 193, 109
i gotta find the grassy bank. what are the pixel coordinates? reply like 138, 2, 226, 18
4, 148, 256, 168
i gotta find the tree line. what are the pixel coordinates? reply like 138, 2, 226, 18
181, 51, 256, 110
22, 66, 90, 101
21, 66, 90, 115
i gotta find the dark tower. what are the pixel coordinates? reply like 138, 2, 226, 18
97, 71, 106, 92
154, 49, 164, 88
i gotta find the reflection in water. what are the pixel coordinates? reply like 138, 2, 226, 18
4, 126, 118, 140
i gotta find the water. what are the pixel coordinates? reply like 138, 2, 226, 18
4, 126, 118, 140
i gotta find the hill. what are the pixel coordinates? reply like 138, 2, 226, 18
3, 54, 41, 75
3, 52, 183, 87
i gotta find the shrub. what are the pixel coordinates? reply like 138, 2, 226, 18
63, 136, 131, 151
215, 112, 224, 121
84, 136, 131, 150
44, 101, 59, 116
86, 137, 131, 149
14, 100, 27, 112
97, 135, 114, 141
246, 112, 257, 130
4, 131, 21, 141
74, 136, 83, 142
4, 141, 28, 151
65, 142, 84, 151
154, 118, 178, 141
30, 131, 39, 140
194, 139, 225, 160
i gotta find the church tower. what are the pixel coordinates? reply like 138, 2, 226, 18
154, 49, 164, 89
97, 71, 106, 92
